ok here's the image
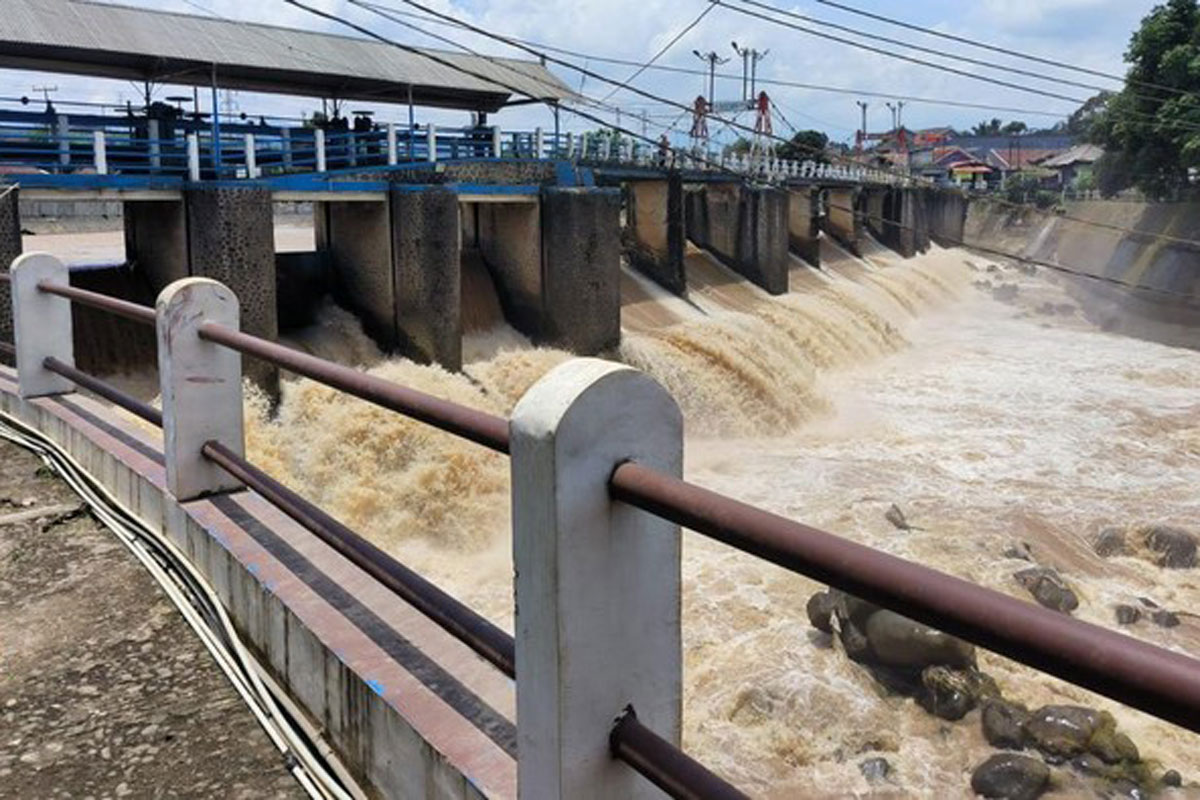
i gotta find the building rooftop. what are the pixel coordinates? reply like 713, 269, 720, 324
1, 0, 573, 112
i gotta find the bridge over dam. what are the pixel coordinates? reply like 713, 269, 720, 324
1, 154, 970, 388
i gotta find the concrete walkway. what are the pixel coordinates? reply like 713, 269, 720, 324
0, 439, 305, 799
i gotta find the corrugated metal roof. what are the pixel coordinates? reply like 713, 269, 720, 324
0, 0, 573, 112
1040, 144, 1104, 168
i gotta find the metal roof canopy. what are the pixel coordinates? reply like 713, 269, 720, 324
2, 0, 573, 113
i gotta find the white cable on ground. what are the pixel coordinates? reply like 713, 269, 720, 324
0, 410, 366, 800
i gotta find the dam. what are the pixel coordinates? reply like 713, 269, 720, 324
4, 179, 1200, 798
3, 2, 1200, 798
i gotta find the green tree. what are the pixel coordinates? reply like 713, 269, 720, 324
1089, 0, 1200, 198
778, 129, 830, 162
971, 118, 1004, 136
1001, 121, 1028, 135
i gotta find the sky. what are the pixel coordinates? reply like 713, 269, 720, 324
0, 0, 1166, 149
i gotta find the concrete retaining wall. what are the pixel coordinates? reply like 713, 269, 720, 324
787, 187, 820, 268
124, 200, 188, 293
822, 186, 861, 255
685, 183, 788, 295
0, 187, 20, 364
319, 200, 397, 349
626, 176, 685, 295
478, 201, 543, 338
965, 197, 1200, 347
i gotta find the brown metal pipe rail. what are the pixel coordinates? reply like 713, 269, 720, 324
609, 461, 1200, 734
201, 440, 516, 677
42, 357, 163, 427
36, 281, 157, 326
197, 322, 511, 454
611, 707, 749, 800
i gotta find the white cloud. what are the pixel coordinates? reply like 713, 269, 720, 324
0, 0, 1166, 144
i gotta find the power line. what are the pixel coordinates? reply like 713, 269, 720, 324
296, 0, 1200, 252
711, 0, 1200, 136
598, 3, 716, 103
710, 0, 1085, 105
356, 3, 1077, 121
722, 0, 1120, 99
814, 0, 1193, 102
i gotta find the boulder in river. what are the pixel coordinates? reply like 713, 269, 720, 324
1092, 527, 1129, 557
863, 610, 976, 670
970, 753, 1050, 800
806, 591, 835, 635
1014, 567, 1079, 614
1114, 605, 1141, 625
1023, 705, 1105, 759
1150, 609, 1181, 629
1138, 525, 1197, 569
859, 757, 890, 782
982, 699, 1029, 749
916, 665, 1000, 721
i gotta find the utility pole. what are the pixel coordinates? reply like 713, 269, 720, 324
896, 100, 906, 130
885, 102, 897, 131
692, 49, 729, 107
856, 100, 868, 153
32, 85, 58, 111
731, 42, 768, 103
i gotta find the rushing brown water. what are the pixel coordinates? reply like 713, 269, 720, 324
104, 232, 1198, 796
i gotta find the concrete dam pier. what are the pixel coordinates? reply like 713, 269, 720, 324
2, 165, 970, 385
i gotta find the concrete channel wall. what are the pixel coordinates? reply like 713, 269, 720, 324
0, 372, 515, 799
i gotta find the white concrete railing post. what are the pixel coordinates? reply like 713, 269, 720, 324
244, 133, 258, 179
148, 118, 161, 171
580, 132, 590, 161
510, 358, 683, 800
156, 278, 245, 501
535, 127, 544, 159
315, 128, 327, 173
387, 123, 398, 166
11, 253, 74, 399
93, 130, 108, 175
187, 134, 201, 181
426, 123, 437, 163
492, 126, 502, 158
566, 132, 575, 159
56, 115, 70, 169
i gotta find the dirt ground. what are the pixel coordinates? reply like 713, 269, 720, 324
0, 439, 305, 799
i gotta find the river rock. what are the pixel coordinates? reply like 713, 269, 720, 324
1139, 525, 1197, 568
806, 591, 835, 635
859, 757, 890, 782
1151, 609, 1181, 628
970, 753, 1050, 800
1162, 770, 1182, 787
1014, 567, 1079, 614
1023, 705, 1104, 758
917, 665, 1000, 721
1093, 527, 1128, 557
1114, 605, 1141, 625
982, 699, 1029, 749
863, 610, 976, 669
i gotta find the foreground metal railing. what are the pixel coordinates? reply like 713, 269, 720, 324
2, 256, 1198, 799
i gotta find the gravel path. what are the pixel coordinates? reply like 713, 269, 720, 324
0, 439, 306, 799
